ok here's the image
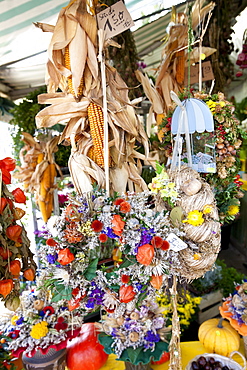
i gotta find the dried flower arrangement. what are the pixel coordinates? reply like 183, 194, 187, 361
0, 280, 83, 359
160, 91, 247, 225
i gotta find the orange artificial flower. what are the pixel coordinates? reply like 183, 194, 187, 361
119, 285, 136, 303
12, 188, 26, 204
136, 244, 154, 266
58, 248, 75, 265
114, 198, 124, 206
111, 214, 125, 236
119, 201, 131, 213
46, 238, 58, 247
151, 236, 164, 248
6, 225, 22, 242
150, 275, 163, 289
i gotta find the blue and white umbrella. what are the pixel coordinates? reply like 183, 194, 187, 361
170, 91, 214, 172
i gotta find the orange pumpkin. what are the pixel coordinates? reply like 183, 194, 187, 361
12, 188, 26, 204
6, 225, 22, 242
8, 260, 21, 277
119, 285, 136, 303
0, 246, 12, 260
150, 275, 163, 290
23, 268, 35, 281
0, 197, 8, 214
58, 248, 75, 265
0, 279, 14, 298
136, 244, 154, 266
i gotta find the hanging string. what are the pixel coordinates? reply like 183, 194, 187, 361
187, 3, 193, 98
168, 275, 182, 370
198, 0, 202, 92
98, 29, 110, 196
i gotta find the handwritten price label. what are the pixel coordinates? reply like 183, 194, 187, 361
166, 233, 188, 252
97, 1, 134, 39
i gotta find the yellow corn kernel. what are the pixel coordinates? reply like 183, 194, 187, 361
64, 45, 84, 99
87, 102, 105, 168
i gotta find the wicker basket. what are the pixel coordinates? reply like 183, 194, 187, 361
243, 336, 247, 359
185, 352, 246, 370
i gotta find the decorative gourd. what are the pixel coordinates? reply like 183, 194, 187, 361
181, 178, 202, 196
198, 318, 240, 356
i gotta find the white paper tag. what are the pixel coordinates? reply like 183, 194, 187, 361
97, 1, 134, 40
166, 233, 187, 252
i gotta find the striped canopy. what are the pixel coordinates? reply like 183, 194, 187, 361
171, 98, 214, 134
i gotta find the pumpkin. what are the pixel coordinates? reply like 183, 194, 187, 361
0, 279, 14, 298
23, 268, 35, 281
66, 323, 108, 370
198, 318, 240, 357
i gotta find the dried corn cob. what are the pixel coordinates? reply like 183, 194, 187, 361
64, 45, 84, 99
175, 50, 185, 85
87, 102, 105, 168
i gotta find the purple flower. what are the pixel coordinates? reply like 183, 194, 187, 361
144, 330, 160, 343
105, 227, 119, 239
58, 193, 68, 204
135, 283, 143, 291
138, 227, 154, 246
47, 253, 58, 264
152, 317, 164, 329
16, 317, 24, 325
86, 299, 95, 309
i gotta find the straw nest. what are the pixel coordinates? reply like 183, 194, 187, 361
168, 166, 221, 280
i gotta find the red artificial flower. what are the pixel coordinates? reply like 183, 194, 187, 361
111, 214, 125, 236
161, 240, 170, 251
119, 201, 131, 213
12, 188, 26, 204
72, 287, 80, 297
46, 238, 58, 247
0, 198, 7, 214
151, 236, 164, 249
54, 317, 68, 331
136, 244, 154, 266
119, 285, 136, 303
91, 220, 103, 232
121, 275, 130, 284
6, 225, 22, 242
42, 306, 55, 316
58, 248, 75, 265
114, 198, 125, 206
98, 233, 108, 243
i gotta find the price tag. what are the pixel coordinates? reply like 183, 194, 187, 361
97, 1, 134, 40
166, 233, 187, 252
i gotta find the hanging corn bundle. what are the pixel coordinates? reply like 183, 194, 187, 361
35, 0, 152, 195
14, 133, 61, 223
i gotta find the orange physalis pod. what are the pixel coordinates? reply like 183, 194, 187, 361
58, 248, 75, 265
6, 225, 22, 242
0, 198, 8, 214
119, 285, 136, 303
150, 275, 163, 290
12, 188, 26, 204
23, 268, 35, 281
136, 244, 154, 266
0, 279, 14, 298
8, 260, 21, 277
13, 207, 25, 220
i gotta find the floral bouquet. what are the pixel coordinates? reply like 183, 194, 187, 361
160, 91, 247, 225
0, 282, 83, 359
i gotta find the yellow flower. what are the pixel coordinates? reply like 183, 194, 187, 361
78, 220, 94, 236
182, 210, 204, 226
193, 253, 201, 260
168, 182, 175, 189
30, 321, 48, 340
227, 205, 239, 216
219, 101, 225, 107
200, 53, 206, 60
11, 315, 19, 326
203, 204, 213, 214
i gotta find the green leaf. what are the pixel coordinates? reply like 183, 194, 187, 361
155, 162, 164, 175
170, 206, 183, 226
97, 333, 115, 355
84, 258, 99, 281
119, 255, 136, 269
